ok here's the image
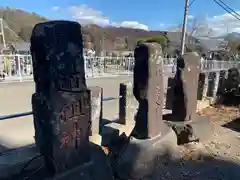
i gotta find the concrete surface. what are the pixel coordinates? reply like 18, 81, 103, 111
0, 76, 133, 151
0, 74, 210, 152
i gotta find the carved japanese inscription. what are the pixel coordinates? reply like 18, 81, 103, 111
31, 21, 91, 175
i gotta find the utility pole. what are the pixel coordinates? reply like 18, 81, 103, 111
0, 18, 6, 48
180, 0, 189, 55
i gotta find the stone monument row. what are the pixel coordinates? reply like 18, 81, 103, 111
2, 20, 221, 180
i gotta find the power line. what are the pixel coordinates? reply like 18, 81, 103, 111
213, 0, 240, 21
2, 18, 22, 40
189, 0, 197, 8
217, 0, 240, 18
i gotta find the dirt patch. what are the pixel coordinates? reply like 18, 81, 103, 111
143, 106, 240, 180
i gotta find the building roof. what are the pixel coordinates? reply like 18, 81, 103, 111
14, 43, 30, 52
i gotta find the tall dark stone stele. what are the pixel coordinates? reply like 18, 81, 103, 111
133, 42, 169, 138
171, 53, 200, 122
114, 43, 176, 179
31, 21, 91, 175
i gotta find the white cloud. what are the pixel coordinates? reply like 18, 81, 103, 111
185, 12, 240, 37
188, 15, 195, 20
53, 5, 149, 30
159, 23, 166, 27
195, 12, 240, 37
206, 12, 240, 36
116, 21, 148, 30
51, 6, 60, 12
69, 5, 110, 26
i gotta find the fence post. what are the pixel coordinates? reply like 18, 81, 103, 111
197, 73, 205, 100
84, 55, 87, 78
118, 82, 134, 125
127, 57, 131, 75
16, 54, 22, 82
91, 56, 94, 77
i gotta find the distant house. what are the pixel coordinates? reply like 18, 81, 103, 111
197, 38, 228, 60
14, 43, 30, 54
106, 50, 133, 57
0, 44, 15, 54
0, 43, 30, 55
165, 32, 229, 60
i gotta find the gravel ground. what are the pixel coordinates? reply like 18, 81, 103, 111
143, 106, 240, 180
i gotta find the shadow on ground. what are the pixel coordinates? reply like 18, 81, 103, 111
142, 155, 240, 180
3, 152, 240, 180
0, 145, 9, 155
222, 117, 240, 133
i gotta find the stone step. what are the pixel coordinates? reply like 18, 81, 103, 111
101, 121, 135, 146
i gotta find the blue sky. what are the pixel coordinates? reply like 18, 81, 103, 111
1, 0, 240, 35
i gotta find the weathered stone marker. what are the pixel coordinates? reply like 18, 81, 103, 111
31, 21, 90, 174
132, 43, 170, 138
114, 43, 177, 179
197, 73, 205, 100
203, 72, 209, 98
166, 52, 213, 144
88, 86, 102, 135
119, 82, 135, 125
31, 20, 113, 179
171, 53, 200, 121
207, 72, 216, 97
165, 77, 174, 109
218, 70, 227, 95
88, 86, 103, 145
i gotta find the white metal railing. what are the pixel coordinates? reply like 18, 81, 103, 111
0, 54, 239, 82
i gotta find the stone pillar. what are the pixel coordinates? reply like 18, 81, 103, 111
168, 53, 214, 145
89, 86, 102, 135
217, 70, 227, 95
31, 21, 91, 175
203, 72, 209, 98
165, 77, 174, 110
119, 82, 135, 125
197, 73, 205, 100
207, 72, 216, 97
172, 52, 201, 122
88, 86, 103, 145
114, 42, 177, 180
213, 71, 220, 97
133, 42, 169, 138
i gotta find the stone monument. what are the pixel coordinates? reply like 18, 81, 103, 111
132, 43, 170, 138
166, 52, 213, 144
31, 20, 113, 179
114, 43, 177, 179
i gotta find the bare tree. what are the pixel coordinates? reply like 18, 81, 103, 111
187, 16, 214, 37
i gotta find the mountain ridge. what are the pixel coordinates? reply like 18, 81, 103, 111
0, 7, 167, 54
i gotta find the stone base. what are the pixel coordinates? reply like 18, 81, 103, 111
197, 99, 211, 111
2, 143, 114, 180
0, 145, 41, 179
89, 134, 102, 146
164, 115, 214, 145
112, 127, 177, 179
101, 121, 135, 146
51, 143, 114, 180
